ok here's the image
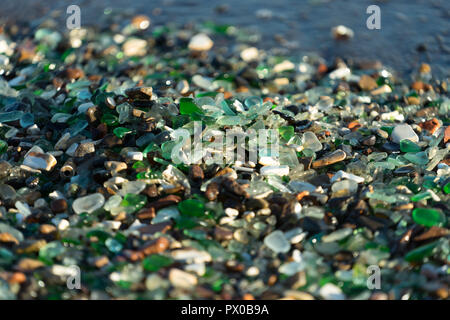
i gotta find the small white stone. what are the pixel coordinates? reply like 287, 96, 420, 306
330, 170, 364, 183
258, 156, 280, 166
145, 274, 167, 291
273, 60, 295, 73
331, 179, 358, 193
279, 261, 304, 276
55, 133, 71, 150
219, 216, 235, 225
23, 152, 57, 171
264, 230, 291, 253
123, 38, 147, 56
49, 191, 65, 200
246, 266, 260, 277
127, 151, 143, 161
72, 193, 105, 214
274, 77, 289, 86
329, 67, 351, 80
169, 269, 197, 289
240, 47, 259, 62
171, 249, 212, 264
292, 249, 303, 262
371, 84, 392, 95
257, 208, 271, 216
225, 207, 239, 218
260, 165, 289, 176
391, 124, 419, 143
247, 161, 256, 168
57, 219, 70, 231
15, 201, 31, 217
331, 25, 354, 40
319, 283, 345, 300
51, 265, 78, 277
188, 33, 213, 51
381, 110, 404, 122
284, 228, 306, 244
185, 263, 206, 276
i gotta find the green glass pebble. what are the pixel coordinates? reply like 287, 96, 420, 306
101, 113, 118, 126
412, 208, 446, 227
20, 112, 34, 128
179, 97, 203, 115
139, 171, 162, 180
86, 230, 110, 243
39, 241, 66, 265
404, 152, 428, 165
132, 161, 147, 169
161, 140, 176, 159
0, 248, 14, 264
171, 114, 191, 129
142, 254, 173, 272
211, 279, 225, 292
244, 96, 262, 108
196, 91, 218, 98
400, 139, 421, 153
0, 140, 7, 154
121, 194, 147, 212
116, 280, 132, 289
302, 148, 315, 157
113, 127, 133, 138
142, 142, 158, 155
105, 238, 123, 253
0, 111, 24, 123
153, 157, 170, 165
410, 191, 432, 202
136, 171, 152, 179
380, 126, 393, 136
216, 115, 242, 126
422, 178, 436, 190
405, 241, 438, 262
114, 232, 127, 244
178, 199, 205, 217
406, 182, 421, 194
183, 229, 207, 240
220, 100, 236, 116
278, 126, 294, 141
444, 182, 450, 194
175, 216, 199, 229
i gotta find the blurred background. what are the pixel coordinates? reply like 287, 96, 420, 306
1, 0, 449, 78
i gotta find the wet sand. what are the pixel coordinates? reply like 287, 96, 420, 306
2, 0, 449, 78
